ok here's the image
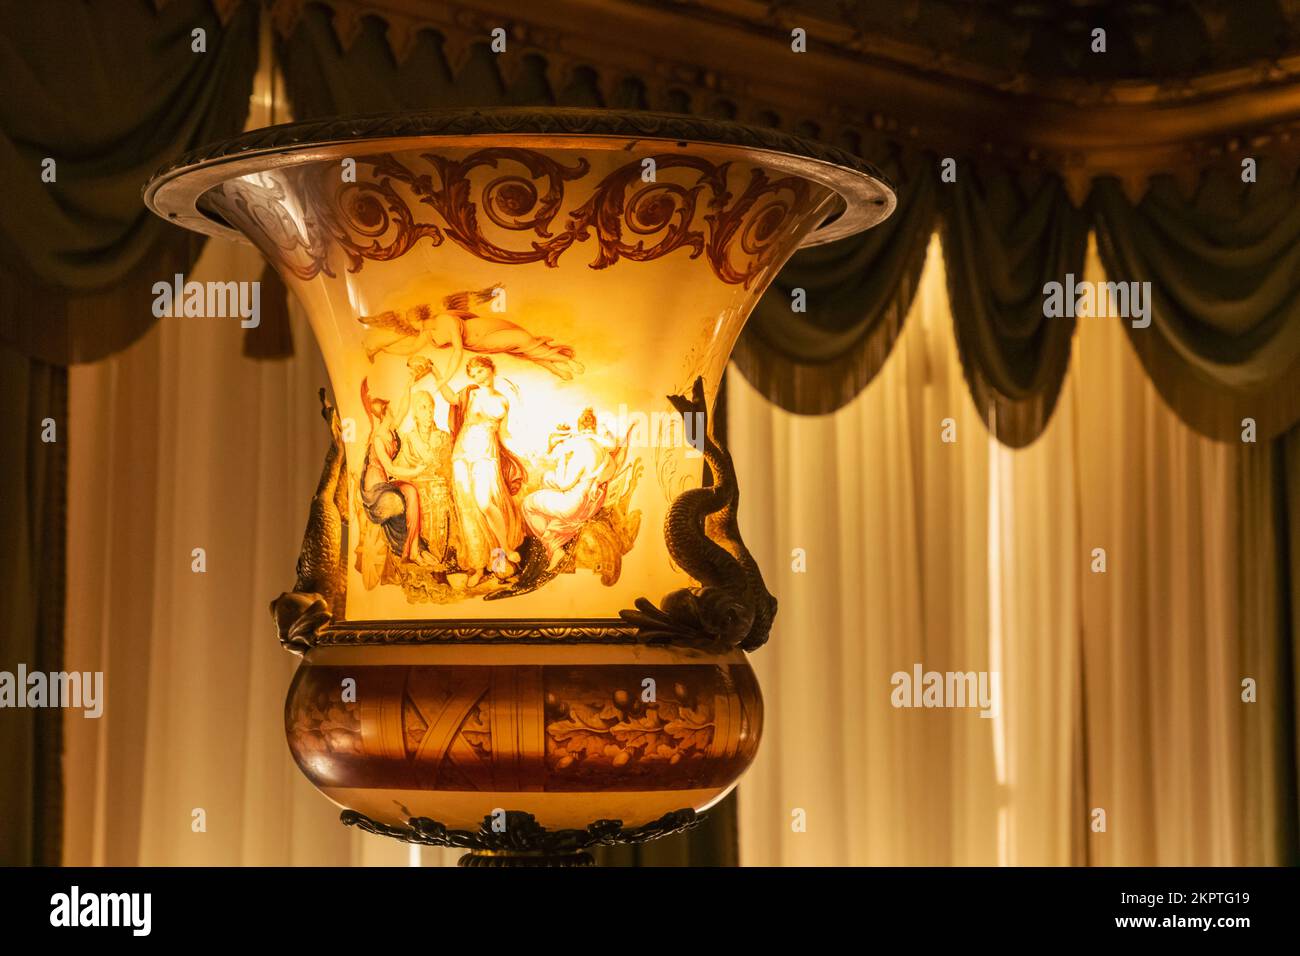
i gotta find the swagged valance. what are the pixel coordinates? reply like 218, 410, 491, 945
1092, 169, 1300, 445
0, 0, 259, 364
2, 1, 1299, 447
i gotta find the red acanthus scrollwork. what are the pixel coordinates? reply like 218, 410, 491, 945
330, 175, 446, 273
551, 155, 725, 270
370, 148, 591, 266
705, 167, 811, 287
204, 147, 813, 286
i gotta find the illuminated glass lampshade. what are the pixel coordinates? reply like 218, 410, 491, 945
146, 109, 894, 864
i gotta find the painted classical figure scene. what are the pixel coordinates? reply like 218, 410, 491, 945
352, 288, 642, 604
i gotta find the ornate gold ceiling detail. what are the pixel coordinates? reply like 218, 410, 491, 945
265, 0, 1300, 203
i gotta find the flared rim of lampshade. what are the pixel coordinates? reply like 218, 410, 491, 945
143, 107, 897, 249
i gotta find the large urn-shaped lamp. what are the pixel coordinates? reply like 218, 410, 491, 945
146, 109, 894, 865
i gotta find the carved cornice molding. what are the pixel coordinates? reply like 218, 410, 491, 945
265, 0, 1300, 202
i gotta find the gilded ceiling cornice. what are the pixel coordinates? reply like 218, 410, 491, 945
265, 0, 1300, 203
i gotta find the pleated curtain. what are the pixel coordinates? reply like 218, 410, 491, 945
731, 236, 1296, 865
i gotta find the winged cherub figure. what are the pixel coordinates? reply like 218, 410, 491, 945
359, 285, 584, 383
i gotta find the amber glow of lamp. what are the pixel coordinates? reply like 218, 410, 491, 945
145, 109, 894, 865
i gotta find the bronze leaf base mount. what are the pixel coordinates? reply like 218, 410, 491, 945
458, 849, 596, 867
341, 807, 702, 867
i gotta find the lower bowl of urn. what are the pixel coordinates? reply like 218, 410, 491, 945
285, 640, 763, 831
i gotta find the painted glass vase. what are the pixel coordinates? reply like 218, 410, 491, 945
146, 108, 893, 863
